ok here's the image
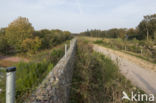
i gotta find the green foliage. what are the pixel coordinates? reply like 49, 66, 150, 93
138, 14, 156, 40
0, 41, 65, 102
14, 45, 65, 102
80, 13, 156, 41
94, 38, 156, 63
34, 29, 72, 49
0, 35, 10, 54
94, 39, 103, 44
22, 37, 42, 54
15, 61, 53, 102
0, 28, 6, 36
6, 17, 34, 52
15, 46, 64, 102
154, 31, 156, 41
0, 68, 6, 103
50, 48, 64, 64
69, 39, 145, 103
80, 28, 129, 39
0, 17, 72, 55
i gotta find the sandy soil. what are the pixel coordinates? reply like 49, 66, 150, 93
93, 44, 156, 94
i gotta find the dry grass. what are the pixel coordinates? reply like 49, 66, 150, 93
0, 60, 16, 67
69, 38, 146, 103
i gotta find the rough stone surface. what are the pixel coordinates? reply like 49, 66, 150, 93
27, 39, 77, 103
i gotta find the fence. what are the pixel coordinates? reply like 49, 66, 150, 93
26, 38, 77, 103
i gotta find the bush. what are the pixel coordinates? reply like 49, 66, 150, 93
94, 40, 103, 44
0, 68, 6, 103
0, 35, 10, 54
37, 29, 72, 49
15, 61, 53, 102
0, 18, 72, 55
22, 37, 42, 54
69, 39, 145, 103
94, 38, 156, 63
50, 48, 64, 64
5, 17, 34, 52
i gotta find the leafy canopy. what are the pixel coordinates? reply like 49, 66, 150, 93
6, 17, 34, 51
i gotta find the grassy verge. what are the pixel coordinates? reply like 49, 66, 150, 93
94, 39, 156, 64
0, 68, 5, 103
0, 60, 16, 67
69, 39, 146, 103
30, 40, 70, 63
0, 41, 68, 103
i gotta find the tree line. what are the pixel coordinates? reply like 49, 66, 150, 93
0, 17, 72, 55
80, 14, 156, 41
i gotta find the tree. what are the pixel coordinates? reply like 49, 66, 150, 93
6, 17, 34, 52
22, 37, 41, 54
127, 28, 137, 36
154, 31, 156, 42
0, 28, 6, 36
51, 29, 64, 44
138, 14, 156, 40
0, 35, 10, 54
63, 31, 71, 40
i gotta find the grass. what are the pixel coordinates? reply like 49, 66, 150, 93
30, 40, 70, 63
123, 51, 156, 64
0, 60, 16, 67
93, 39, 156, 64
0, 68, 5, 103
0, 40, 67, 103
69, 38, 147, 103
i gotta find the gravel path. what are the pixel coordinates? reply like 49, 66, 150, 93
93, 44, 156, 94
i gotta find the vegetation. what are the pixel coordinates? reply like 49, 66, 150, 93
0, 68, 5, 103
22, 37, 42, 54
0, 16, 72, 102
138, 14, 156, 40
0, 13, 155, 103
0, 44, 65, 103
80, 14, 156, 41
0, 17, 72, 55
0, 35, 10, 54
15, 61, 53, 102
5, 17, 34, 53
94, 38, 156, 63
69, 39, 145, 103
79, 14, 156, 64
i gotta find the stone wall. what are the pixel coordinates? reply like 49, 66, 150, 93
28, 38, 77, 103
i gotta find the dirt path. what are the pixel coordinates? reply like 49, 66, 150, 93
93, 44, 156, 94
0, 56, 29, 67
0, 56, 29, 62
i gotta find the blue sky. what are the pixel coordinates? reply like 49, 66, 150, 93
0, 0, 156, 33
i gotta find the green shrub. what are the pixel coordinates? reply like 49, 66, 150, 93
94, 40, 103, 44
69, 39, 145, 103
94, 38, 156, 63
14, 45, 65, 102
50, 48, 64, 65
0, 35, 10, 54
0, 68, 6, 103
15, 61, 53, 102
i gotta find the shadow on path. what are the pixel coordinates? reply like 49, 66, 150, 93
133, 71, 156, 94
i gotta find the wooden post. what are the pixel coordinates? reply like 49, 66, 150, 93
70, 40, 72, 48
141, 49, 143, 55
65, 44, 67, 58
125, 46, 127, 51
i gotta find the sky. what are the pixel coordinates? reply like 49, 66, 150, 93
0, 0, 156, 33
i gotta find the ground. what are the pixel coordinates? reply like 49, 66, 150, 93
0, 55, 29, 67
93, 44, 156, 95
